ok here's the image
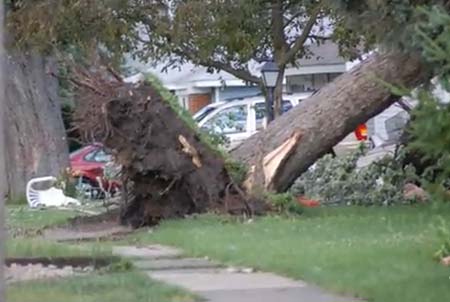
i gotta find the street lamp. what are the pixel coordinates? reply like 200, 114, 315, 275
261, 60, 280, 123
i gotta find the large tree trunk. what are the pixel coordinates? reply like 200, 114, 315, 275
232, 52, 427, 192
0, 1, 6, 297
3, 53, 69, 200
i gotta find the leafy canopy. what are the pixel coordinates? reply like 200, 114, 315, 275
8, 0, 341, 84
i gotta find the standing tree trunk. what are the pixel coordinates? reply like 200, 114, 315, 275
0, 1, 6, 298
3, 53, 69, 200
232, 52, 427, 192
273, 67, 285, 118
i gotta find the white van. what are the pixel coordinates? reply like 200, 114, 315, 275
195, 93, 368, 153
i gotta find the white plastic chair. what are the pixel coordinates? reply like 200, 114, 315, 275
26, 176, 80, 208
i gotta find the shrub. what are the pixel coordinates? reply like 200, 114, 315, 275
291, 147, 420, 205
266, 192, 303, 215
407, 5, 450, 202
224, 159, 248, 185
55, 168, 78, 198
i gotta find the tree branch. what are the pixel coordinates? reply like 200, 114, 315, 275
205, 60, 261, 84
308, 34, 331, 41
272, 0, 288, 61
284, 12, 303, 28
177, 48, 260, 84
281, 6, 321, 65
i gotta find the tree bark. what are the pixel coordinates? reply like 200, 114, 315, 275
232, 52, 427, 192
3, 53, 69, 200
0, 1, 6, 298
273, 67, 285, 118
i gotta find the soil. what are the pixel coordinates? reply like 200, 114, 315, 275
5, 256, 118, 268
73, 72, 258, 227
5, 256, 118, 283
5, 263, 85, 284
31, 209, 132, 241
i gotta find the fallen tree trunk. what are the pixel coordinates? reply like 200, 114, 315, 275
232, 52, 427, 192
73, 71, 259, 227
73, 51, 426, 225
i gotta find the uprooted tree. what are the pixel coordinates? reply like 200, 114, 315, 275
69, 50, 426, 226
72, 69, 264, 226
6, 0, 445, 224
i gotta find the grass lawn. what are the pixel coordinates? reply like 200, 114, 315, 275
6, 205, 79, 232
129, 205, 450, 302
6, 205, 111, 258
7, 271, 196, 302
5, 206, 195, 302
6, 239, 112, 258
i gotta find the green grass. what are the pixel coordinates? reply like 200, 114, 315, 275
6, 205, 113, 258
7, 271, 197, 302
128, 205, 450, 302
7, 205, 79, 231
6, 239, 112, 258
4, 206, 196, 302
6, 194, 28, 205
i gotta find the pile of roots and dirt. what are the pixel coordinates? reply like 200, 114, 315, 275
72, 69, 260, 227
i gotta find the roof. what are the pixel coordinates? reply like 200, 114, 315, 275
124, 42, 347, 88
297, 41, 346, 66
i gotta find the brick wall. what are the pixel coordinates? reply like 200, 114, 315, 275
188, 94, 211, 114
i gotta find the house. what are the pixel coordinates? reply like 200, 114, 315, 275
125, 42, 349, 113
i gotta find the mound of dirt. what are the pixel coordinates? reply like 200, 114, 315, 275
72, 70, 258, 227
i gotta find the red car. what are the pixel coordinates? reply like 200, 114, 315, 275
70, 144, 120, 198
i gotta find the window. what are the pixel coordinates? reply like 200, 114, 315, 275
254, 101, 294, 130
194, 106, 219, 123
84, 150, 97, 162
314, 73, 329, 88
287, 73, 343, 93
202, 105, 248, 134
288, 75, 314, 92
93, 149, 112, 163
84, 149, 112, 163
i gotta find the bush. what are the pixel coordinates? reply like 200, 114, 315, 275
266, 192, 303, 215
55, 168, 78, 198
224, 159, 248, 185
291, 147, 420, 205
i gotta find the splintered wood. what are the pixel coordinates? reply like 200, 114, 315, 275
178, 135, 202, 168
243, 130, 303, 192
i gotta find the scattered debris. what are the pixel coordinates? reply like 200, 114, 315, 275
403, 183, 428, 202
225, 266, 255, 274
226, 266, 239, 273
26, 176, 80, 208
5, 263, 93, 283
241, 267, 255, 274
440, 256, 450, 267
296, 196, 320, 208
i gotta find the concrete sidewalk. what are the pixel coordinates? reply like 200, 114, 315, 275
113, 245, 357, 302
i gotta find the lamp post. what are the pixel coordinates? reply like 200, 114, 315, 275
261, 60, 280, 123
